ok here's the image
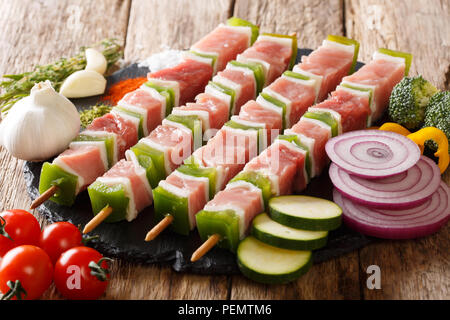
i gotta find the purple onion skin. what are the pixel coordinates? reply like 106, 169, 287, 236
334, 187, 432, 210
342, 214, 449, 240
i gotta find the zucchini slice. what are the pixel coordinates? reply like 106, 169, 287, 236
251, 213, 328, 250
237, 236, 312, 284
269, 195, 342, 231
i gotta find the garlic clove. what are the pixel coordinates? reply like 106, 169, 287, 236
85, 48, 107, 75
59, 70, 107, 98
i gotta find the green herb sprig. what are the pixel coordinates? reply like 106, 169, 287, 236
0, 38, 122, 117
79, 104, 112, 128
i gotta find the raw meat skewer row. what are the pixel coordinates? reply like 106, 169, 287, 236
192, 48, 410, 261
34, 17, 258, 209
149, 35, 360, 241
83, 32, 298, 232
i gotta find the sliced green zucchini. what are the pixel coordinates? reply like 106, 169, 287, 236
251, 213, 328, 250
269, 195, 342, 231
237, 236, 312, 284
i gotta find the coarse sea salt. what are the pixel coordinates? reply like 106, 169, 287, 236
138, 48, 184, 72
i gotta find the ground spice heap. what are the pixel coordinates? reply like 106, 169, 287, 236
101, 76, 147, 105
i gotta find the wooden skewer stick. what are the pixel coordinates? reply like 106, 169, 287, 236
145, 214, 174, 241
191, 234, 221, 262
82, 205, 113, 234
30, 185, 58, 210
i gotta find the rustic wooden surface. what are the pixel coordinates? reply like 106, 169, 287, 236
0, 0, 448, 300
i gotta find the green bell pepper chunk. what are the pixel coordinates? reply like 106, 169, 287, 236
39, 162, 78, 206
74, 134, 115, 168
144, 81, 174, 115
196, 209, 241, 252
277, 135, 311, 179
113, 106, 144, 138
226, 17, 259, 45
230, 171, 273, 209
153, 185, 190, 236
341, 83, 373, 108
262, 33, 298, 70
260, 92, 287, 129
225, 119, 265, 153
228, 60, 265, 95
377, 48, 412, 76
183, 155, 201, 166
130, 142, 166, 186
166, 114, 202, 149
303, 111, 339, 137
208, 81, 236, 117
326, 35, 360, 74
283, 70, 310, 81
189, 51, 217, 72
176, 164, 217, 199
88, 181, 129, 223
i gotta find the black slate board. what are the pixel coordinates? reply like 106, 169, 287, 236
24, 49, 374, 275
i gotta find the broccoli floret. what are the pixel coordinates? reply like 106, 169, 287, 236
388, 75, 438, 130
424, 91, 450, 153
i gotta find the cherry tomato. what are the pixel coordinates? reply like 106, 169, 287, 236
54, 246, 111, 300
0, 245, 53, 300
0, 210, 41, 258
39, 222, 83, 263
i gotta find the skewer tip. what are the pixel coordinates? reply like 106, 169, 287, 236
144, 214, 174, 242
82, 205, 113, 234
190, 234, 221, 262
30, 185, 58, 210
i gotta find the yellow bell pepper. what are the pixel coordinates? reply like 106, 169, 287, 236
407, 127, 449, 174
379, 123, 412, 136
379, 123, 449, 174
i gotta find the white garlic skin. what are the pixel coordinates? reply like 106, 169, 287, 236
0, 81, 81, 161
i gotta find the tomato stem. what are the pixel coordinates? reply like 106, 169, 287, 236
89, 257, 113, 282
81, 234, 100, 245
0, 216, 13, 241
1, 280, 27, 300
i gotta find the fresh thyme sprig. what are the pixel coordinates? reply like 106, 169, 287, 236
0, 38, 122, 117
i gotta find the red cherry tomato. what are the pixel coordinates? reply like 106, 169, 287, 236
0, 245, 53, 300
54, 246, 111, 300
39, 222, 83, 264
0, 210, 41, 258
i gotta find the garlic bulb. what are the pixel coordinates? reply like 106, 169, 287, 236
59, 70, 107, 98
0, 81, 81, 161
85, 48, 107, 75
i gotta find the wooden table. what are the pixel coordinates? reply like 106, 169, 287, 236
0, 0, 449, 300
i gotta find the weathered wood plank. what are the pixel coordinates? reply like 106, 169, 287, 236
345, 0, 450, 90
346, 0, 450, 299
233, 0, 345, 49
229, 0, 361, 300
231, 253, 361, 300
124, 0, 234, 61
0, 0, 131, 300
168, 273, 229, 299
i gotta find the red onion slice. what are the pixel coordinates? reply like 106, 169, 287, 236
333, 182, 450, 239
329, 156, 441, 209
325, 130, 421, 178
